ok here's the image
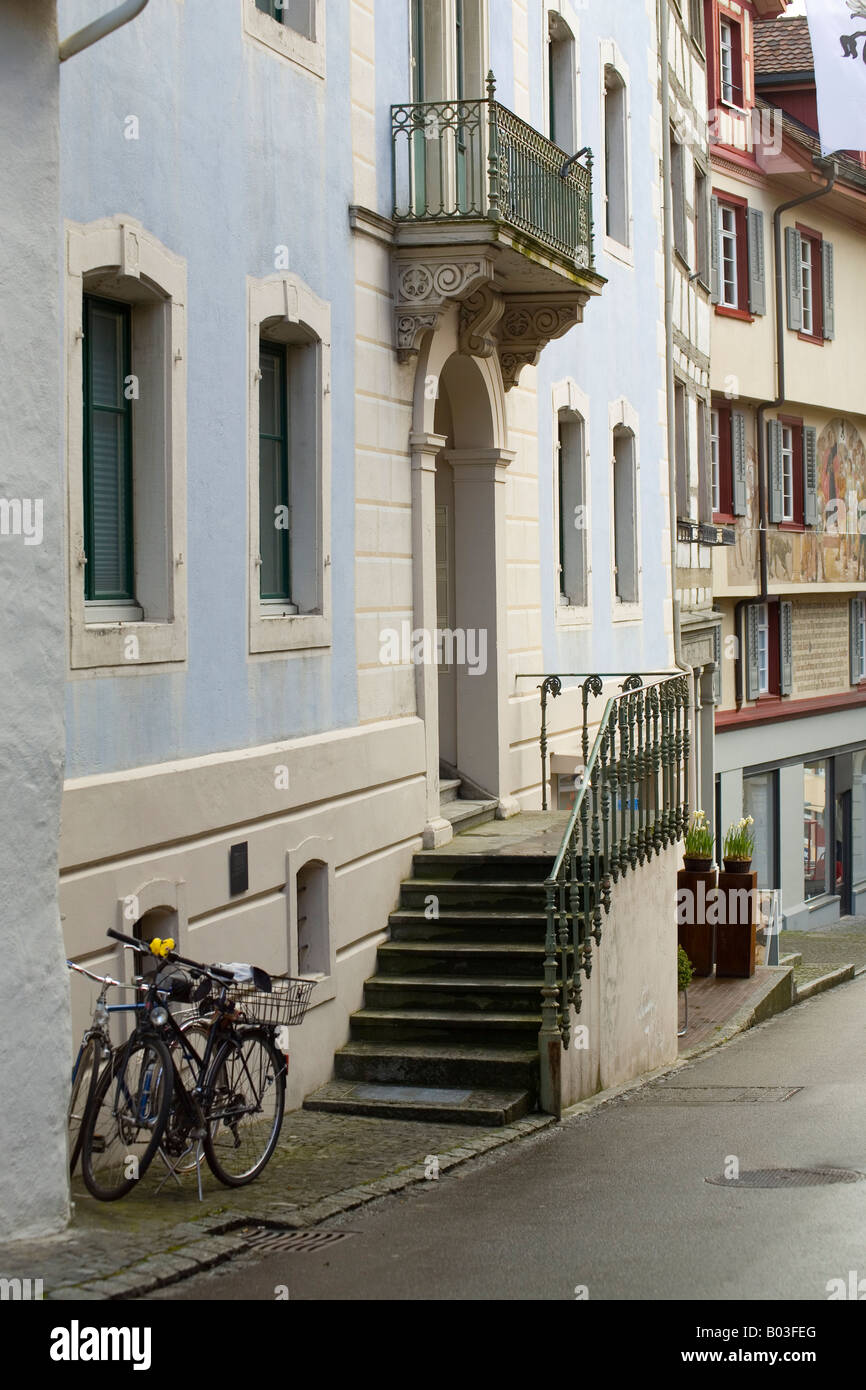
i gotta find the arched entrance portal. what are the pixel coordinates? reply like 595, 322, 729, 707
410, 338, 517, 845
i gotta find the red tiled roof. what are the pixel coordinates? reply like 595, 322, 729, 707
753, 16, 814, 73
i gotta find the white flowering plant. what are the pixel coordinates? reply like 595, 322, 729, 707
723, 816, 755, 861
684, 810, 714, 858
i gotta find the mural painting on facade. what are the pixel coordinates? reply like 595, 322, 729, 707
728, 419, 866, 586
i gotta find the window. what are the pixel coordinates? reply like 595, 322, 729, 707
613, 425, 638, 604
674, 381, 689, 519
768, 420, 815, 527
743, 770, 778, 889
695, 167, 710, 286
718, 14, 743, 107
82, 296, 135, 610
710, 408, 721, 515
710, 403, 745, 518
690, 0, 705, 49
66, 217, 188, 671
712, 196, 765, 316
244, 0, 324, 77
556, 411, 587, 607
697, 398, 711, 523
745, 600, 792, 700
258, 343, 292, 605
604, 66, 629, 248
804, 760, 830, 900
548, 12, 577, 153
852, 597, 866, 684
786, 225, 835, 341
672, 132, 687, 261
719, 203, 739, 307
780, 425, 795, 522
247, 273, 331, 655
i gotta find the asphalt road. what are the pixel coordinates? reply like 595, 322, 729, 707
156, 974, 866, 1301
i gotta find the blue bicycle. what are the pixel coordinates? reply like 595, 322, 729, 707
66, 958, 144, 1175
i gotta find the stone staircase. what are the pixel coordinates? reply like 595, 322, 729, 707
438, 766, 498, 832
304, 832, 563, 1126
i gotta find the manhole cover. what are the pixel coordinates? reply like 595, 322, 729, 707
241, 1228, 355, 1254
636, 1086, 803, 1105
706, 1167, 863, 1188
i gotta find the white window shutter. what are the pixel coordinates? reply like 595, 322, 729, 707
785, 226, 802, 332
745, 604, 760, 702
710, 196, 721, 305
822, 241, 835, 340
732, 411, 747, 517
767, 419, 784, 524
803, 426, 818, 527
780, 601, 793, 696
747, 208, 766, 315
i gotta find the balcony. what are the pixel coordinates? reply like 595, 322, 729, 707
389, 74, 605, 386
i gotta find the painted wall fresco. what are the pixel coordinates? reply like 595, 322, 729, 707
727, 417, 866, 586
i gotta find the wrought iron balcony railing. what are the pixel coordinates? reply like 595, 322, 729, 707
537, 673, 690, 1109
391, 72, 595, 270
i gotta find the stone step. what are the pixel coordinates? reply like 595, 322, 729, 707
387, 908, 549, 943
364, 974, 542, 1013
412, 850, 557, 883
376, 939, 562, 978
400, 878, 548, 911
439, 778, 461, 805
350, 1007, 540, 1045
303, 1080, 532, 1127
440, 799, 499, 831
333, 1039, 540, 1091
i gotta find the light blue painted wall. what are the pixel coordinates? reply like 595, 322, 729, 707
531, 0, 673, 679
59, 0, 357, 776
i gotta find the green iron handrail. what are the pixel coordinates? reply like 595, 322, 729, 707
539, 673, 690, 1111
391, 72, 595, 268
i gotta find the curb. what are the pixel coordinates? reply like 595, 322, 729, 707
794, 962, 856, 1002
46, 1113, 555, 1301
678, 965, 795, 1062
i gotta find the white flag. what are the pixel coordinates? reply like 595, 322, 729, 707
806, 0, 866, 153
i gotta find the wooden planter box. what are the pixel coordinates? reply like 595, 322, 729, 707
715, 870, 758, 978
677, 868, 716, 976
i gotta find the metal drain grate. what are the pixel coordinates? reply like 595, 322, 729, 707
241, 1227, 355, 1254
635, 1086, 803, 1105
706, 1167, 863, 1188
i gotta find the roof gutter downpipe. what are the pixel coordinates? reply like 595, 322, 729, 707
756, 157, 837, 601
59, 0, 150, 62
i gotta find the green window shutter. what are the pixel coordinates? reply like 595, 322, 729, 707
803, 426, 818, 526
712, 623, 722, 705
822, 240, 835, 340
745, 604, 760, 702
747, 207, 766, 315
259, 343, 291, 602
851, 598, 864, 685
767, 419, 784, 524
732, 411, 747, 517
780, 600, 793, 696
785, 226, 802, 331
82, 295, 135, 602
710, 195, 721, 304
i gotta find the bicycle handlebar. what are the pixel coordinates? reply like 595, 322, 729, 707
106, 927, 235, 984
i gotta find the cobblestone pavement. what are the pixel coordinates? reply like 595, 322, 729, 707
0, 1105, 552, 1300
781, 912, 866, 988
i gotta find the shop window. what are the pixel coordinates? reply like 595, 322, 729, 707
743, 770, 778, 889
804, 760, 831, 900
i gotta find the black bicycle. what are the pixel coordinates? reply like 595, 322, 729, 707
79, 928, 313, 1201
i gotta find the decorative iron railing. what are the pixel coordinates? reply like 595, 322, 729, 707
539, 673, 690, 1101
391, 72, 595, 268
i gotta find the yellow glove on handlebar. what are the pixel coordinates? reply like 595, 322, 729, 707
148, 937, 175, 958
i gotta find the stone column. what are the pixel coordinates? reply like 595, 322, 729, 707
446, 447, 520, 816
410, 432, 452, 849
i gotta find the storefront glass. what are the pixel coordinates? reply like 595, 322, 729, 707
853, 751, 866, 890
743, 771, 776, 889
804, 760, 830, 899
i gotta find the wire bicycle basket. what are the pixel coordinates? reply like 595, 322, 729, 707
218, 975, 315, 1028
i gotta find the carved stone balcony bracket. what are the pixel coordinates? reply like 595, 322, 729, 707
497, 293, 591, 389
394, 252, 495, 362
394, 247, 592, 389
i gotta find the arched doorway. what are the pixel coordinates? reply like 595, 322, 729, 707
410, 330, 516, 843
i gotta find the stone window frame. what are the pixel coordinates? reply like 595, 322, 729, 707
65, 216, 188, 673
242, 0, 326, 79
552, 378, 592, 629
247, 273, 332, 656
285, 838, 336, 1009
609, 396, 642, 624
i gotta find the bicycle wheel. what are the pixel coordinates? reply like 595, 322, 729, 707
164, 1018, 212, 1174
80, 1035, 173, 1201
68, 1036, 102, 1175
203, 1031, 285, 1187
